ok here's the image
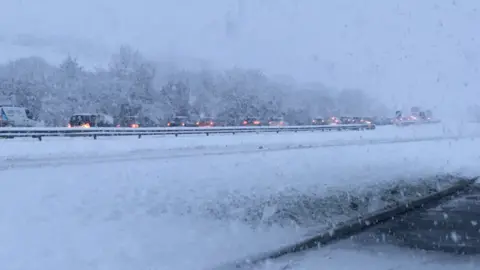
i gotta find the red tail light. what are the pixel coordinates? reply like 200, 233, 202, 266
243, 120, 248, 125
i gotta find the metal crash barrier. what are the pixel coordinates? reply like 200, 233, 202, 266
0, 124, 375, 141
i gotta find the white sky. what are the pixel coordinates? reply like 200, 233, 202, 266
1, 0, 479, 114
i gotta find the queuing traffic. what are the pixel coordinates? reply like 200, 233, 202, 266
1, 103, 439, 129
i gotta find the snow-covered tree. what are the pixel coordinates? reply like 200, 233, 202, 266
0, 46, 387, 126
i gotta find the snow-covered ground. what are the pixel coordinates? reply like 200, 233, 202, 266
1, 122, 480, 270
1, 122, 479, 161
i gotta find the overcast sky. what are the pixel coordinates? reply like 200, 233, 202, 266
1, 0, 479, 115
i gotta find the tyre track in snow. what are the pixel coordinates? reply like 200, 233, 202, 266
1, 134, 479, 171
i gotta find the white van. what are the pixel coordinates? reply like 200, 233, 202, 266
0, 106, 38, 127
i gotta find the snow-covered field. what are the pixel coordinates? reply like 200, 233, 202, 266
1, 122, 480, 270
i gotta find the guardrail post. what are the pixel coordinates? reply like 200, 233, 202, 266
138, 134, 142, 139
206, 133, 209, 136
93, 134, 97, 140
175, 134, 178, 137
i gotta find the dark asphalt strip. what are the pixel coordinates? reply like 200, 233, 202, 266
210, 177, 479, 270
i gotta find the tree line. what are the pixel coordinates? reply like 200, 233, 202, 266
0, 45, 388, 126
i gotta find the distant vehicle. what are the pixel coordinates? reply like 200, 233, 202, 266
327, 116, 341, 125
411, 106, 421, 116
425, 110, 433, 119
116, 116, 140, 128
340, 116, 355, 124
196, 117, 215, 127
371, 116, 393, 125
68, 113, 114, 128
395, 110, 402, 119
360, 117, 373, 124
346, 116, 373, 125
0, 105, 38, 127
311, 117, 327, 125
167, 116, 193, 127
393, 110, 441, 126
268, 117, 287, 126
241, 117, 263, 126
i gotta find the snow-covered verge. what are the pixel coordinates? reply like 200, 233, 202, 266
1, 122, 479, 161
0, 133, 479, 270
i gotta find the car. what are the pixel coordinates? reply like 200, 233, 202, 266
167, 116, 193, 127
116, 116, 140, 128
196, 117, 215, 127
241, 117, 263, 126
328, 116, 341, 125
371, 116, 393, 125
268, 117, 288, 126
360, 117, 373, 124
311, 117, 328, 125
339, 116, 355, 124
68, 113, 114, 128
